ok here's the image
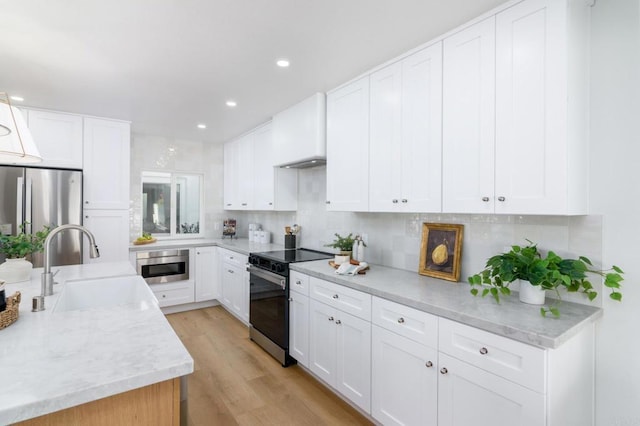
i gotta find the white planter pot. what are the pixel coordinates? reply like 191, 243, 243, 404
0, 257, 33, 283
518, 279, 546, 305
334, 253, 351, 265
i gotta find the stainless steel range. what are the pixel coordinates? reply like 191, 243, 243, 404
247, 249, 333, 366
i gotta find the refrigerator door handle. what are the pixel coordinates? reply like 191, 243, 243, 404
16, 177, 24, 232
25, 178, 32, 234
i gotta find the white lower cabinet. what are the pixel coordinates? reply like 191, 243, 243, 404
83, 209, 130, 263
194, 246, 219, 302
372, 325, 438, 425
150, 280, 195, 308
289, 272, 310, 367
219, 249, 249, 323
308, 277, 372, 413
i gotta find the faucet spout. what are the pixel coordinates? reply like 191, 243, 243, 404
41, 224, 100, 296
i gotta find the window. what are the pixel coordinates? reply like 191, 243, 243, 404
142, 171, 203, 238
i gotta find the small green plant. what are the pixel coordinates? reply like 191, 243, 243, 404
0, 222, 51, 259
468, 240, 624, 317
325, 233, 361, 252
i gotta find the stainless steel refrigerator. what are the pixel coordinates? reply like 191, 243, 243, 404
0, 166, 83, 267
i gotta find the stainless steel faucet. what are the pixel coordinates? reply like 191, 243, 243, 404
41, 224, 100, 296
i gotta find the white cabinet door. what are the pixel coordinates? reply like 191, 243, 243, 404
326, 76, 370, 211
83, 209, 129, 263
236, 133, 254, 210
151, 281, 195, 308
289, 290, 310, 367
83, 118, 130, 210
195, 246, 219, 302
223, 140, 239, 210
495, 0, 577, 214
26, 110, 83, 169
372, 325, 438, 426
369, 61, 402, 212
309, 299, 338, 385
222, 262, 243, 317
242, 270, 250, 323
438, 353, 545, 426
335, 310, 372, 413
401, 43, 443, 212
369, 43, 443, 213
442, 17, 496, 214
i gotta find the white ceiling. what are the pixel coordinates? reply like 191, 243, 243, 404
2, 0, 507, 144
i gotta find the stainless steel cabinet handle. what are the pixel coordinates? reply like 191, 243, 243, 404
482, 197, 490, 202
332, 294, 339, 299
226, 203, 232, 207
440, 367, 448, 375
326, 201, 331, 204
479, 347, 488, 355
335, 320, 342, 325
392, 199, 399, 204
401, 199, 408, 203
425, 361, 433, 368
296, 280, 302, 285
228, 270, 234, 274
241, 203, 247, 206
328, 316, 334, 321
498, 196, 506, 202
398, 317, 405, 324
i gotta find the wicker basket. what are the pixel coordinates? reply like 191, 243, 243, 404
0, 291, 21, 330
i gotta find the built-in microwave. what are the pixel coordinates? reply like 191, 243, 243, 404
136, 249, 189, 284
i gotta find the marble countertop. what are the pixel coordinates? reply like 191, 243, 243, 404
0, 262, 194, 424
291, 260, 602, 349
129, 237, 284, 255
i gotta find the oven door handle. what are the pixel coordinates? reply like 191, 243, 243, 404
248, 265, 286, 290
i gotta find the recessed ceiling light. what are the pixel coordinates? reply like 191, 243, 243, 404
276, 59, 290, 68
10, 96, 24, 102
197, 124, 206, 129
226, 100, 237, 107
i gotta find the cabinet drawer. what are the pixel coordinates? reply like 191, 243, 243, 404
310, 277, 371, 321
372, 297, 438, 347
439, 318, 546, 393
290, 271, 310, 296
219, 248, 247, 268
151, 281, 195, 307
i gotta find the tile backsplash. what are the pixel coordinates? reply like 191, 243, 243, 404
130, 136, 603, 307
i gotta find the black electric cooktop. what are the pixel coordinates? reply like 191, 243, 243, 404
248, 248, 333, 275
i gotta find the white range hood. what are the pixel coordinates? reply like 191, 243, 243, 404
272, 93, 326, 168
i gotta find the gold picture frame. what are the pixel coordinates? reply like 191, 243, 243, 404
419, 223, 463, 282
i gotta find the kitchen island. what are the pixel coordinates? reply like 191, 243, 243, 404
0, 262, 193, 425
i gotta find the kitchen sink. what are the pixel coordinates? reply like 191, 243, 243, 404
53, 275, 158, 312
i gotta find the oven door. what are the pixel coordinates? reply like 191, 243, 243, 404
249, 265, 288, 349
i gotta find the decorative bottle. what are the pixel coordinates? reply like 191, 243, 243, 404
357, 239, 365, 262
352, 237, 359, 261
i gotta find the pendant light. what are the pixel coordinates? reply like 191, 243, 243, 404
0, 93, 42, 164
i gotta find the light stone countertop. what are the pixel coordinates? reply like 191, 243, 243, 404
0, 262, 194, 424
291, 260, 602, 349
129, 237, 283, 255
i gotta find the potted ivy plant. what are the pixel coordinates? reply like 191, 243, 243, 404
325, 233, 357, 265
0, 223, 51, 283
468, 240, 624, 317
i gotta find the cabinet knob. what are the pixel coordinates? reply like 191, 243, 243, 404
296, 280, 302, 285
228, 269, 234, 274
498, 196, 506, 202
328, 316, 334, 321
392, 199, 399, 204
288, 297, 293, 302
440, 367, 448, 375
479, 347, 488, 355
85, 215, 89, 219
482, 197, 490, 202
335, 320, 342, 325
197, 251, 200, 255
268, 202, 273, 205
397, 317, 405, 324
401, 199, 408, 203
226, 203, 232, 207
326, 201, 331, 204
332, 294, 339, 299
241, 203, 247, 206
425, 361, 433, 368
85, 200, 89, 204
162, 294, 166, 298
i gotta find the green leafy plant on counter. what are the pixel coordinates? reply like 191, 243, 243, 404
0, 222, 51, 259
468, 240, 624, 317
324, 233, 366, 253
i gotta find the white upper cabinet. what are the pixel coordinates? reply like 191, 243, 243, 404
326, 76, 370, 212
369, 43, 443, 212
83, 117, 130, 210
494, 0, 588, 214
26, 109, 83, 169
443, 0, 589, 215
272, 93, 326, 167
442, 17, 496, 214
224, 122, 297, 211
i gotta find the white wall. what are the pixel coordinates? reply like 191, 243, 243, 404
590, 0, 640, 423
129, 134, 226, 240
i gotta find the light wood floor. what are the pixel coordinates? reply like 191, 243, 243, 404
167, 306, 373, 426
